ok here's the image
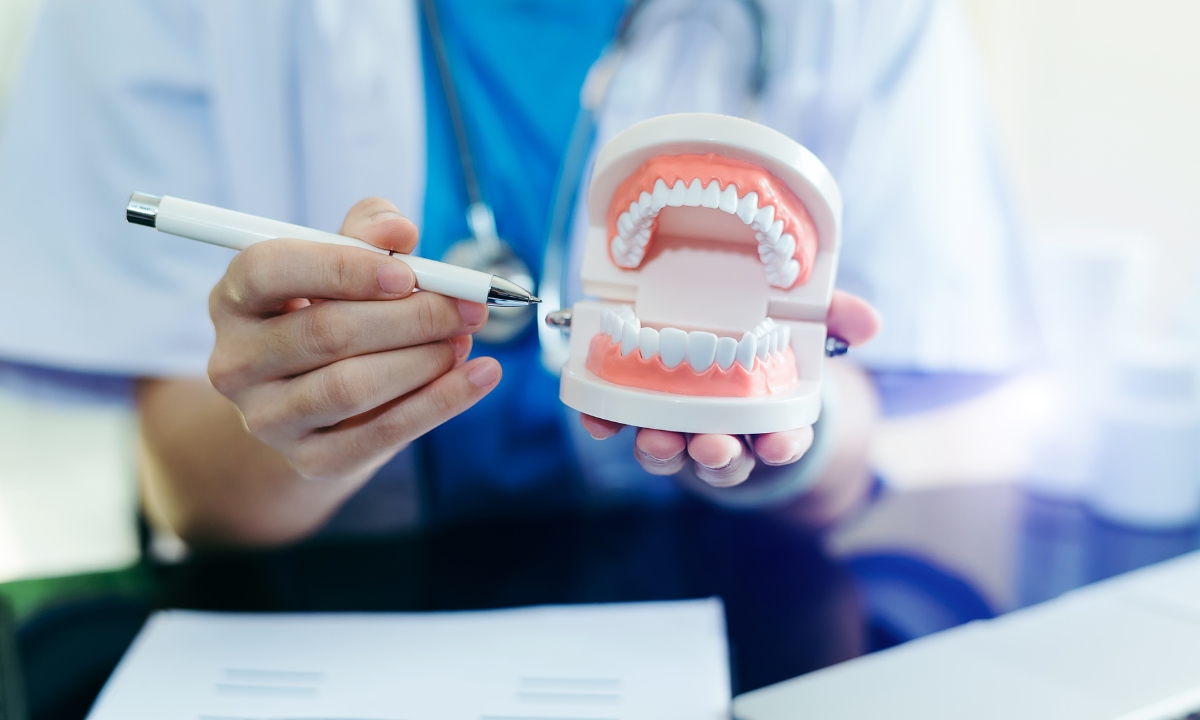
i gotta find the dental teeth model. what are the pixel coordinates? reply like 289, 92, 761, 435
557, 113, 842, 435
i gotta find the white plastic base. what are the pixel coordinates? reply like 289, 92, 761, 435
560, 301, 824, 435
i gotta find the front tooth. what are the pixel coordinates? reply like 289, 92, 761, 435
618, 212, 634, 236
638, 191, 653, 216
685, 178, 703, 206
753, 204, 775, 231
687, 331, 718, 371
774, 233, 796, 258
659, 328, 688, 368
736, 332, 757, 370
617, 304, 635, 321
621, 319, 641, 356
701, 181, 721, 208
667, 180, 687, 207
719, 184, 739, 214
736, 191, 759, 224
638, 327, 659, 360
767, 219, 784, 242
652, 179, 669, 211
601, 309, 612, 336
715, 337, 737, 370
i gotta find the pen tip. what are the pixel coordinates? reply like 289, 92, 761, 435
531, 296, 542, 304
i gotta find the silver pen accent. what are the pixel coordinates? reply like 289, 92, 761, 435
487, 276, 541, 307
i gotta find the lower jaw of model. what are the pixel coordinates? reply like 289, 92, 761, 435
585, 306, 798, 398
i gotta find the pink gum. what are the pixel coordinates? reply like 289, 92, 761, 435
586, 334, 800, 398
605, 153, 819, 287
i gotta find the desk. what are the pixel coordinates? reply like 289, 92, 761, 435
18, 485, 1200, 720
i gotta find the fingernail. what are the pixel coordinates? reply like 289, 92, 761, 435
457, 300, 488, 327
377, 262, 413, 294
468, 360, 500, 388
450, 335, 472, 362
370, 210, 403, 224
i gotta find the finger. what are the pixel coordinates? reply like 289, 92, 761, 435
752, 427, 815, 466
226, 292, 487, 382
338, 197, 420, 255
688, 434, 755, 487
827, 290, 881, 346
253, 341, 464, 437
634, 429, 687, 475
215, 239, 418, 315
580, 415, 624, 440
290, 357, 502, 481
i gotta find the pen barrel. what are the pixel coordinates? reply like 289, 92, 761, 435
156, 197, 493, 304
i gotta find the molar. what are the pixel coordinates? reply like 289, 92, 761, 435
736, 332, 757, 370
767, 219, 784, 242
687, 331, 718, 372
715, 336, 737, 370
659, 328, 688, 368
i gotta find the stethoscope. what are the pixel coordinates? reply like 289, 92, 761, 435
421, 0, 770, 355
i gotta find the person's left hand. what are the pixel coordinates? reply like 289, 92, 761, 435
579, 291, 880, 487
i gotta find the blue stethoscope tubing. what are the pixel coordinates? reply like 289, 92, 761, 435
537, 0, 770, 373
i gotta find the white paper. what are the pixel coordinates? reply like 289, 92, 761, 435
87, 599, 730, 720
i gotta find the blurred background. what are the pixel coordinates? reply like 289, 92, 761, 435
0, 0, 1198, 615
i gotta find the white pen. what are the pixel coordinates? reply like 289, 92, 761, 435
125, 193, 540, 307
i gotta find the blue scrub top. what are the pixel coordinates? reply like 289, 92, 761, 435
416, 0, 626, 523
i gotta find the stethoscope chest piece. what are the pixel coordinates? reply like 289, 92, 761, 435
442, 202, 536, 344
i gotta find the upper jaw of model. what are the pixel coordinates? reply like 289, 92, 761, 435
560, 113, 840, 434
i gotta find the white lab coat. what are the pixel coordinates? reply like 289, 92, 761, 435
0, 0, 1034, 380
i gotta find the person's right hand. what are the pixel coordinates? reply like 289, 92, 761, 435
206, 197, 502, 485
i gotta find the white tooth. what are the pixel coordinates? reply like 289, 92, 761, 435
634, 227, 652, 246
719, 184, 739, 214
778, 325, 791, 352
701, 181, 721, 208
652, 179, 669, 211
756, 334, 770, 361
779, 259, 801, 287
618, 212, 634, 236
627, 246, 645, 264
736, 332, 757, 370
659, 328, 688, 368
601, 310, 611, 336
774, 233, 796, 258
767, 219, 784, 242
715, 336, 737, 370
638, 327, 659, 360
753, 321, 768, 337
767, 332, 778, 357
667, 180, 687, 207
752, 204, 775, 231
629, 201, 641, 220
686, 331, 718, 372
763, 317, 776, 329
621, 319, 641, 356
758, 244, 778, 263
736, 191, 759, 224
617, 304, 635, 321
638, 191, 653, 216
685, 178, 703, 206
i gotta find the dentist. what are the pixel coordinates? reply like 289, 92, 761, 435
0, 0, 1029, 547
